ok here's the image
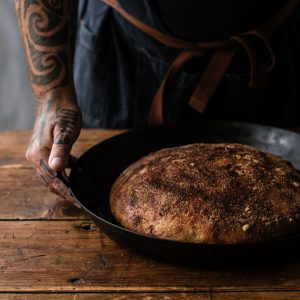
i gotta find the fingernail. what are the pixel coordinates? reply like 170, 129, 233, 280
51, 157, 65, 168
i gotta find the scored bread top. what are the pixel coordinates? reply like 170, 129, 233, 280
110, 143, 300, 244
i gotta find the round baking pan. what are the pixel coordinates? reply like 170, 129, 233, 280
61, 121, 300, 267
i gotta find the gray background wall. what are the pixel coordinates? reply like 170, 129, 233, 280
0, 0, 35, 131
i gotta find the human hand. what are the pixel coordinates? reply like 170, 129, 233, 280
26, 94, 82, 180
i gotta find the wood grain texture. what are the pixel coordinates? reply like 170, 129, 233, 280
0, 293, 210, 300
0, 220, 300, 292
1, 292, 300, 300
1, 130, 300, 297
0, 174, 86, 220
0, 129, 123, 220
0, 129, 124, 166
213, 292, 300, 299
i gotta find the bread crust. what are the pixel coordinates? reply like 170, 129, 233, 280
110, 144, 300, 244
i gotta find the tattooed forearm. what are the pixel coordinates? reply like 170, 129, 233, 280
16, 1, 82, 174
14, 0, 77, 97
53, 108, 80, 145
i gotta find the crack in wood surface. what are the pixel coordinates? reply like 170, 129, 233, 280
1, 254, 47, 275
99, 255, 108, 269
18, 254, 46, 263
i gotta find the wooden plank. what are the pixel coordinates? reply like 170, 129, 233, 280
0, 220, 210, 292
0, 129, 124, 166
0, 131, 31, 167
0, 181, 86, 220
0, 167, 87, 220
1, 220, 300, 292
0, 168, 86, 219
1, 129, 300, 295
0, 130, 123, 220
0, 168, 36, 182
0, 128, 297, 166
213, 291, 300, 299
0, 293, 210, 300
1, 292, 300, 300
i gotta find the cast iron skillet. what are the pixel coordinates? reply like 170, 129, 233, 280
56, 121, 300, 267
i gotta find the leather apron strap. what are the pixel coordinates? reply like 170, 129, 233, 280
102, 0, 299, 125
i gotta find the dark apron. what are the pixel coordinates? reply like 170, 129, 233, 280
74, 0, 300, 129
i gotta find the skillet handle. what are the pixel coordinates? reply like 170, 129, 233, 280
43, 156, 81, 209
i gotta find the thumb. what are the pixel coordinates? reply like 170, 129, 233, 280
48, 107, 81, 171
48, 127, 73, 171
48, 141, 71, 171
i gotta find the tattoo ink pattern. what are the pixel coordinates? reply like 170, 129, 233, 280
53, 109, 80, 145
15, 0, 76, 96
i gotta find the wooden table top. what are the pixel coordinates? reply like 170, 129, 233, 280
1, 129, 300, 300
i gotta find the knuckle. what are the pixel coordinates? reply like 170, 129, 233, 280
25, 149, 39, 166
26, 147, 36, 160
26, 146, 38, 157
26, 143, 48, 163
25, 150, 32, 161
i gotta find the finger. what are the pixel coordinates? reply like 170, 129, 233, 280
49, 108, 80, 171
49, 141, 71, 171
26, 143, 51, 170
37, 159, 81, 208
27, 148, 54, 186
49, 123, 76, 171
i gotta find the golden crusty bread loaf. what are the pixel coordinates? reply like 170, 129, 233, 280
109, 143, 300, 244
